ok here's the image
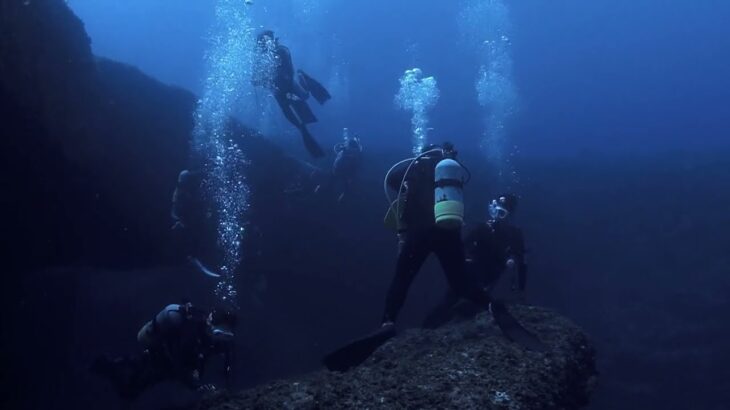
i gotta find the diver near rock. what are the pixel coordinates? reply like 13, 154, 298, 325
323, 143, 543, 372
91, 302, 237, 403
423, 193, 528, 328
315, 128, 363, 202
253, 30, 331, 158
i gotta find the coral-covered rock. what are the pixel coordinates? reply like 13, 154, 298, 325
200, 306, 597, 410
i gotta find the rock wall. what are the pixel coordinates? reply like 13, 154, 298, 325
0, 0, 306, 274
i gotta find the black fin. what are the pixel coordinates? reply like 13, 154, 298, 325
298, 70, 331, 105
300, 126, 325, 158
188, 256, 221, 278
290, 98, 318, 124
323, 325, 396, 372
490, 302, 546, 351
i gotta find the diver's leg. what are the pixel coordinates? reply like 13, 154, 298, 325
436, 231, 545, 350
382, 231, 431, 324
299, 124, 325, 158
291, 76, 310, 100
297, 70, 331, 104
275, 93, 302, 128
434, 229, 491, 308
121, 351, 161, 401
337, 176, 352, 203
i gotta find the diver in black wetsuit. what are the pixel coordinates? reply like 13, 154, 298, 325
381, 142, 489, 326
91, 303, 236, 402
254, 30, 331, 158
316, 134, 363, 202
423, 194, 528, 328
471, 194, 527, 293
322, 144, 542, 372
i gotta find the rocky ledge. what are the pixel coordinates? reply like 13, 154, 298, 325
200, 306, 597, 409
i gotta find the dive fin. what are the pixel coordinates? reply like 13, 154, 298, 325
298, 70, 331, 105
490, 302, 546, 351
188, 256, 222, 278
323, 324, 396, 372
300, 126, 325, 158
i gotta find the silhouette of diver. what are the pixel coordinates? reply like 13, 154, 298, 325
316, 133, 363, 202
254, 30, 331, 158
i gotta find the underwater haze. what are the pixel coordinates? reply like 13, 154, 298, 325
68, 0, 730, 158
3, 0, 730, 409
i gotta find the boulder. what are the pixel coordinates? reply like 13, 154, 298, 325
200, 306, 596, 410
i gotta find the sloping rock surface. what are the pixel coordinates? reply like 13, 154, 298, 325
201, 306, 596, 410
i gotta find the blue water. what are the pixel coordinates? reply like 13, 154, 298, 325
69, 0, 730, 159
51, 1, 730, 408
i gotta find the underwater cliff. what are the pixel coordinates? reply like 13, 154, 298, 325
1, 0, 309, 274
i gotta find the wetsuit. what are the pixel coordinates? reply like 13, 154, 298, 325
382, 152, 489, 324
319, 140, 362, 200
94, 304, 232, 400
270, 44, 313, 126
422, 220, 527, 328
465, 220, 527, 291
258, 42, 324, 157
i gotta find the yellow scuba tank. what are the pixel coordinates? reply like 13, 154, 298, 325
434, 158, 465, 229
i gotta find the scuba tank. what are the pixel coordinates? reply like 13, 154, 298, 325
434, 156, 465, 229
384, 146, 469, 231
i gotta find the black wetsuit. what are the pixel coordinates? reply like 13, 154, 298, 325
270, 45, 312, 126
319, 141, 362, 200
422, 220, 527, 328
465, 220, 527, 291
94, 304, 232, 401
382, 153, 489, 323
260, 43, 325, 157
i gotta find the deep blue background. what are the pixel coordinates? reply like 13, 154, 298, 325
68, 0, 730, 158
60, 1, 730, 409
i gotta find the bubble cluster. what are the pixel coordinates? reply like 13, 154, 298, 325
395, 68, 440, 155
192, 0, 258, 307
459, 0, 519, 187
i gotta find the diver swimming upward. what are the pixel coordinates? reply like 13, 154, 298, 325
253, 30, 331, 158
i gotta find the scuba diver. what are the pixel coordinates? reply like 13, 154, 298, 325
91, 303, 237, 402
315, 129, 363, 202
422, 193, 528, 328
472, 194, 527, 294
323, 143, 542, 372
380, 142, 477, 326
254, 30, 331, 158
171, 170, 220, 278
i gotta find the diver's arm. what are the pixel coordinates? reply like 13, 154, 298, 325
386, 164, 408, 192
